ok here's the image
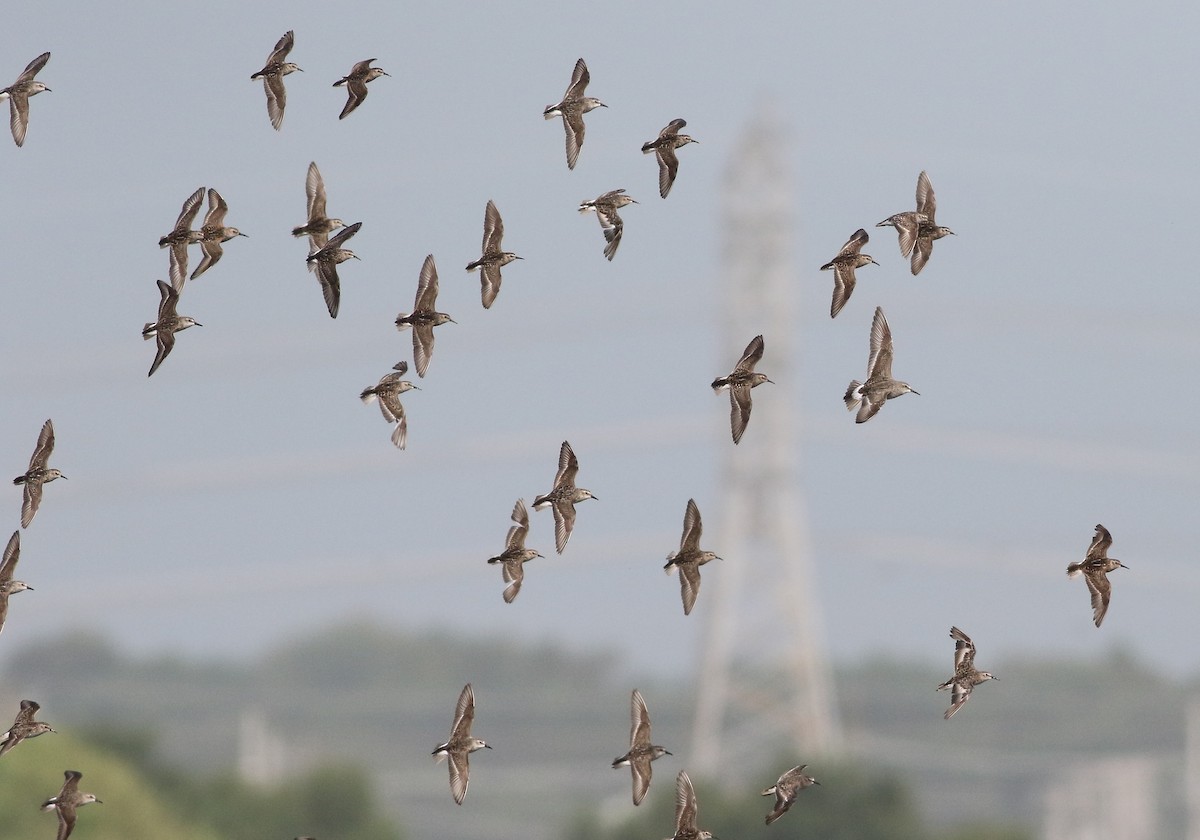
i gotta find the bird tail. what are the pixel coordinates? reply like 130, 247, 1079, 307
578, 201, 595, 214
360, 389, 377, 404
1066, 563, 1084, 578
843, 381, 863, 411
394, 313, 411, 332
142, 323, 157, 339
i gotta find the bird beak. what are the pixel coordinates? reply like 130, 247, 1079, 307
515, 255, 525, 260
765, 378, 775, 384
909, 388, 920, 395
195, 322, 204, 328
411, 385, 421, 390
484, 744, 493, 749
60, 475, 69, 480
350, 254, 361, 260
664, 749, 673, 755
238, 232, 249, 238
26, 585, 35, 591
296, 67, 304, 72
869, 258, 879, 266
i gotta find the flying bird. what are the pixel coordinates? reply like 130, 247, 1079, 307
669, 771, 715, 840
820, 228, 877, 318
712, 334, 773, 444
0, 699, 54, 758
1, 51, 50, 146
532, 440, 597, 554
486, 499, 542, 604
761, 764, 819, 826
158, 187, 205, 291
544, 58, 606, 169
292, 162, 345, 250
306, 221, 362, 318
663, 499, 721, 616
143, 280, 201, 377
612, 689, 671, 805
13, 419, 65, 529
465, 200, 522, 309
579, 189, 637, 261
190, 188, 247, 281
41, 770, 102, 840
359, 362, 418, 449
0, 531, 32, 636
843, 307, 918, 423
251, 30, 301, 130
937, 626, 997, 719
641, 118, 698, 198
1067, 524, 1129, 627
431, 684, 491, 805
395, 254, 455, 377
333, 58, 389, 119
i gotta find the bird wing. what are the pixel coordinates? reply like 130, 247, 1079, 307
554, 440, 579, 487
451, 684, 475, 738
734, 334, 765, 373
28, 419, 54, 470
551, 498, 576, 554
565, 57, 589, 98
414, 253, 440, 310
305, 162, 327, 219
730, 385, 753, 444
867, 307, 893, 379
679, 561, 702, 615
505, 499, 530, 550
915, 170, 936, 222
482, 199, 503, 252
1087, 524, 1113, 561
266, 31, 294, 65
0, 531, 18, 582
680, 499, 703, 553
1085, 569, 1112, 627
16, 52, 51, 84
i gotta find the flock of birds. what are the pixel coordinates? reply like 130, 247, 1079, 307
0, 33, 1135, 840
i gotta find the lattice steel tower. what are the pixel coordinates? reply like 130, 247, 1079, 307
690, 114, 841, 776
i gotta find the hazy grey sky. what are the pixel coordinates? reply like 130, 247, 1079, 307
1, 0, 1197, 683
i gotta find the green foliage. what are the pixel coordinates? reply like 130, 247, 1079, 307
0, 730, 219, 840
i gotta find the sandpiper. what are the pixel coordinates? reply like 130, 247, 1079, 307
465, 200, 523, 309
0, 699, 54, 758
292, 162, 345, 250
663, 499, 721, 616
42, 770, 102, 840
712, 334, 773, 445
158, 186, 206, 291
544, 58, 606, 170
1067, 524, 1129, 628
1, 52, 50, 147
612, 689, 671, 806
533, 440, 597, 555
669, 771, 715, 840
334, 59, 389, 119
579, 189, 637, 261
432, 683, 491, 805
0, 531, 33, 636
821, 228, 878, 319
306, 221, 362, 319
13, 419, 65, 529
937, 626, 997, 719
761, 764, 819, 826
876, 169, 931, 258
251, 30, 301, 130
876, 171, 953, 275
844, 307, 918, 423
359, 362, 418, 449
190, 188, 247, 281
487, 499, 542, 604
395, 254, 455, 377
641, 119, 698, 199
909, 171, 954, 275
143, 280, 202, 377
